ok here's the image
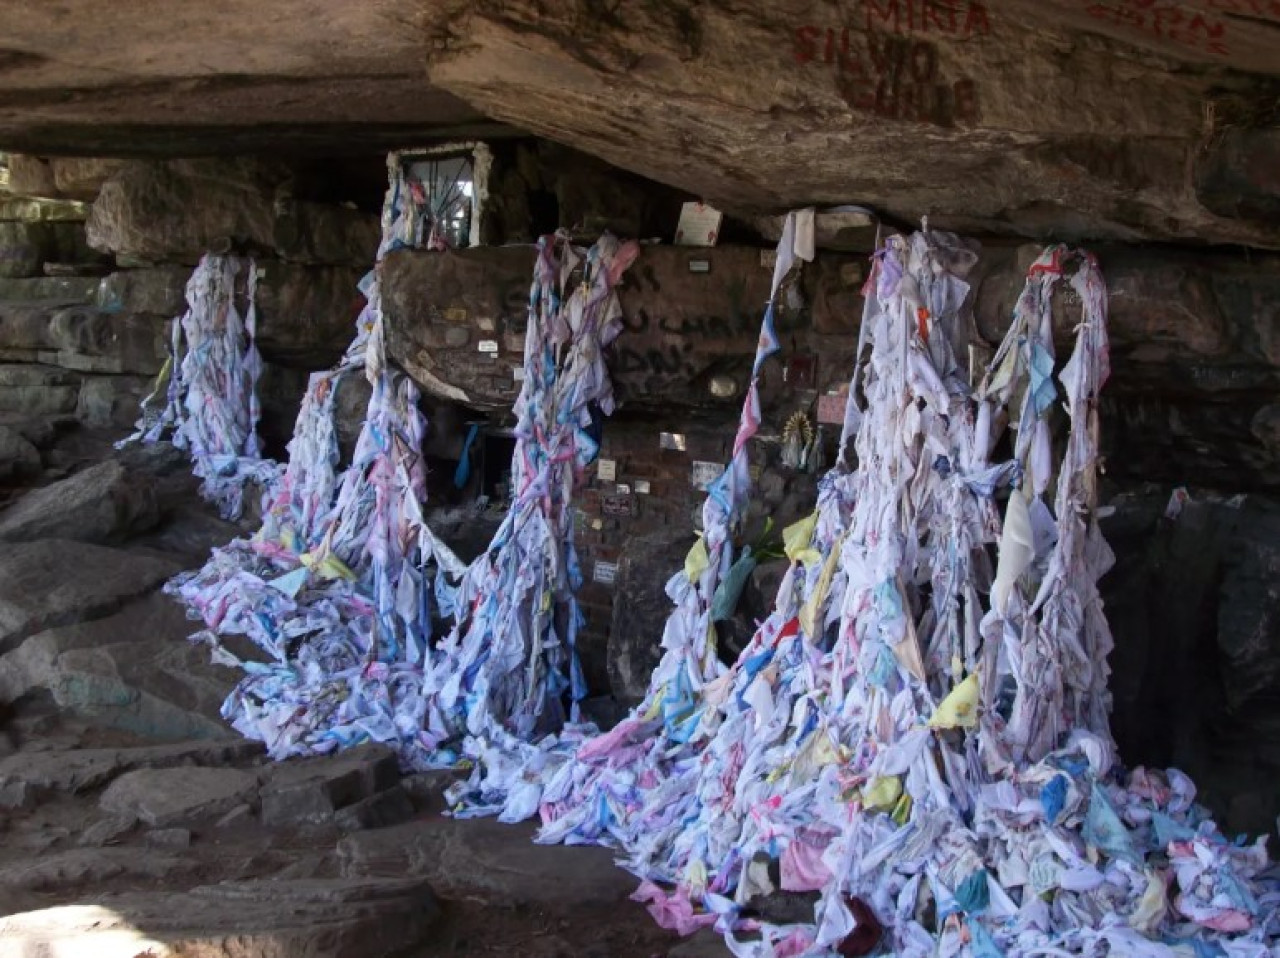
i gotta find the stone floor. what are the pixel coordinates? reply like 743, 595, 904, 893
0, 424, 720, 958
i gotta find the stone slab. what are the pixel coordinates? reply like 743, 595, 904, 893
100, 766, 259, 826
0, 539, 180, 653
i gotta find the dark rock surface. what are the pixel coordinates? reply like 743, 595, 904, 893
86, 158, 379, 267
608, 525, 694, 704
0, 460, 160, 544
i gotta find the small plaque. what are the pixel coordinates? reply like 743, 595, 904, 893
593, 561, 618, 585
660, 432, 687, 452
674, 202, 723, 247
513, 367, 526, 382
478, 339, 499, 354
688, 259, 711, 274
597, 458, 617, 482
817, 393, 847, 425
602, 493, 633, 517
443, 307, 469, 323
590, 518, 604, 531
616, 483, 631, 495
692, 460, 723, 490
477, 317, 496, 332
634, 479, 651, 495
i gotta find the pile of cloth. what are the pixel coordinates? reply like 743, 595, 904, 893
122, 253, 278, 518
449, 222, 1278, 957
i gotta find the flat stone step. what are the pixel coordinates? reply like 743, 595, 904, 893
0, 876, 439, 958
0, 739, 263, 803
338, 814, 639, 909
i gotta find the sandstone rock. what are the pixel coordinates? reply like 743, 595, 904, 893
0, 424, 40, 481
5, 154, 58, 197
399, 770, 463, 813
339, 815, 637, 907
254, 261, 365, 367
424, 1, 1280, 250
100, 765, 259, 826
0, 274, 99, 304
45, 307, 166, 375
0, 739, 262, 797
0, 593, 235, 741
145, 827, 192, 848
273, 200, 380, 270
77, 814, 137, 847
381, 244, 862, 412
0, 363, 80, 416
87, 157, 378, 266
95, 265, 190, 316
333, 785, 415, 832
50, 157, 125, 200
0, 195, 89, 223
0, 876, 439, 958
0, 539, 180, 653
0, 460, 160, 544
259, 744, 401, 828
76, 374, 152, 429
0, 220, 57, 278
0, 847, 198, 892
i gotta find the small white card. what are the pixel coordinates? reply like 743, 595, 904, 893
675, 202, 723, 247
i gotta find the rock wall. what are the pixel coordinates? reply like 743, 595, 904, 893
0, 156, 379, 454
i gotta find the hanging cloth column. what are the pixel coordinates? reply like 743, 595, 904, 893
416, 230, 639, 773
122, 253, 277, 519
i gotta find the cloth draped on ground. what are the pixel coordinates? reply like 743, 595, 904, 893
459, 229, 1276, 958
121, 253, 278, 519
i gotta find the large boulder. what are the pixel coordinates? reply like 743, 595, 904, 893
381, 244, 864, 412
100, 766, 258, 826
86, 157, 378, 266
0, 460, 160, 545
0, 275, 99, 305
